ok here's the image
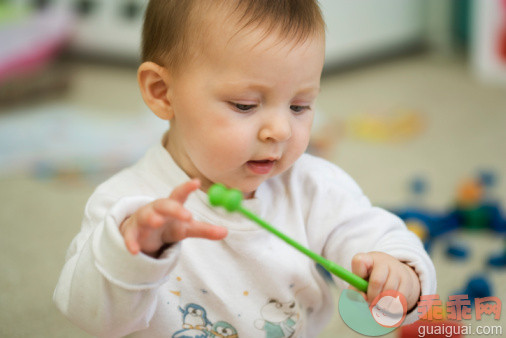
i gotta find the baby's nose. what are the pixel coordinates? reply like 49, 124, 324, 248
258, 113, 291, 142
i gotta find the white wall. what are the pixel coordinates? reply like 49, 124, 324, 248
320, 0, 426, 66
10, 0, 427, 64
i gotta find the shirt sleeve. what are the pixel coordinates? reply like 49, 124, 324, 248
53, 193, 181, 337
301, 157, 436, 325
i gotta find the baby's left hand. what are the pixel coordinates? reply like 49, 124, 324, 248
351, 251, 421, 312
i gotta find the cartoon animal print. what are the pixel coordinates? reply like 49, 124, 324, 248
254, 298, 300, 338
209, 321, 239, 338
172, 303, 212, 338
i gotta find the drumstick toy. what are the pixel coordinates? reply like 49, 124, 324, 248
208, 183, 369, 293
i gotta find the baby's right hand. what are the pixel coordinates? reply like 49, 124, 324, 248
119, 179, 228, 257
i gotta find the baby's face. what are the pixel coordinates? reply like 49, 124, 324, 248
166, 24, 325, 197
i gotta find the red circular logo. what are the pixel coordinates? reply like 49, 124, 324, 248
369, 290, 408, 328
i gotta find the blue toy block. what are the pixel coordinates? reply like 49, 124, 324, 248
465, 275, 493, 305
410, 176, 427, 196
454, 274, 493, 307
484, 203, 506, 233
396, 209, 458, 239
446, 240, 470, 260
487, 238, 506, 268
478, 170, 496, 189
488, 253, 506, 268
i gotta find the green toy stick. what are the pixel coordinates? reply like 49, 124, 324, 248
208, 183, 369, 293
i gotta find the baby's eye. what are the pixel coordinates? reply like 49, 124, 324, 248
290, 105, 310, 114
230, 102, 256, 112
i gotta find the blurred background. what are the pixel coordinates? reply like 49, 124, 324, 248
1, 0, 505, 337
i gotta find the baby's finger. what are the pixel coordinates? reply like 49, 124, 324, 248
367, 264, 389, 303
183, 220, 228, 241
135, 205, 164, 229
351, 253, 373, 279
398, 269, 420, 311
169, 179, 200, 204
122, 225, 140, 255
398, 279, 411, 305
152, 199, 192, 222
383, 273, 400, 294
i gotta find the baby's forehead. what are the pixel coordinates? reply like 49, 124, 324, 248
196, 16, 323, 63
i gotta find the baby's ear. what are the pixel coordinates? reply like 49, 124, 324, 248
137, 62, 174, 120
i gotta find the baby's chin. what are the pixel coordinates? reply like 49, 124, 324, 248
217, 177, 267, 199
207, 161, 289, 198
231, 182, 263, 199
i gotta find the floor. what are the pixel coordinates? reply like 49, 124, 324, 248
1, 54, 505, 337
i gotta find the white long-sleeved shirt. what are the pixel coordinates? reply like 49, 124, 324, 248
54, 142, 436, 337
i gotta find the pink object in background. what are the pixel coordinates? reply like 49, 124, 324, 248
472, 0, 506, 85
0, 7, 75, 83
498, 0, 506, 62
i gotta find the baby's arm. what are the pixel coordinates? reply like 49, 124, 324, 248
53, 179, 226, 337
321, 204, 436, 324
293, 155, 435, 323
120, 179, 227, 257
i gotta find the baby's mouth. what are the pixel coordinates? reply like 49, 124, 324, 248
246, 159, 276, 174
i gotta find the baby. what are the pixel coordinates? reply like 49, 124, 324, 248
54, 1, 436, 337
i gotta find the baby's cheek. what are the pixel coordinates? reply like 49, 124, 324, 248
205, 136, 249, 167
285, 139, 308, 163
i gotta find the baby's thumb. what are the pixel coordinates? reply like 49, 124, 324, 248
351, 253, 374, 280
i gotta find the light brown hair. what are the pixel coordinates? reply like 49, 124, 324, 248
141, 0, 325, 72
